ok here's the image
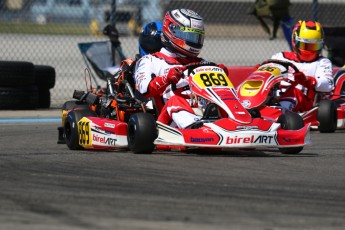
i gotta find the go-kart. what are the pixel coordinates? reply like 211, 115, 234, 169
237, 59, 345, 133
59, 62, 311, 154
58, 57, 157, 151
329, 66, 345, 129
57, 23, 146, 146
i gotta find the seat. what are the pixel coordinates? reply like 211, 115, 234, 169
77, 40, 126, 85
202, 103, 221, 120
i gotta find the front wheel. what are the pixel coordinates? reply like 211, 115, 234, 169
64, 109, 97, 150
277, 110, 304, 154
127, 113, 157, 154
317, 100, 337, 133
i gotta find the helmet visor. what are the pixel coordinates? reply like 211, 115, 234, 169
169, 24, 204, 47
295, 36, 323, 51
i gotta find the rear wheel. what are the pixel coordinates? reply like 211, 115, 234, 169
61, 100, 90, 127
317, 100, 337, 133
277, 111, 304, 154
127, 113, 157, 154
64, 109, 97, 150
59, 100, 90, 144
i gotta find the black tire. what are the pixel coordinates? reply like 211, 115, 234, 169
61, 100, 90, 127
127, 113, 157, 154
317, 100, 337, 133
59, 100, 90, 144
0, 61, 35, 87
64, 109, 97, 150
277, 111, 304, 154
0, 86, 38, 109
37, 88, 50, 108
34, 65, 56, 89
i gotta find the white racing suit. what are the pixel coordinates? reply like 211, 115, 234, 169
134, 48, 204, 128
270, 51, 334, 112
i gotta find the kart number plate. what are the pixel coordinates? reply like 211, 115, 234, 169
257, 66, 281, 76
193, 71, 233, 88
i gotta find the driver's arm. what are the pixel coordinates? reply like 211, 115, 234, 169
134, 55, 184, 97
314, 58, 334, 92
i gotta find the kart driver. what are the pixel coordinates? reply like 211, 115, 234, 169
134, 9, 228, 129
138, 21, 163, 57
271, 20, 334, 112
112, 21, 163, 101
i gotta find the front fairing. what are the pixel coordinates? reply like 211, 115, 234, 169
155, 119, 310, 149
188, 66, 252, 124
237, 66, 285, 108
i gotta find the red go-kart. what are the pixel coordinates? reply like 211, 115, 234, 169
60, 63, 310, 154
237, 59, 345, 133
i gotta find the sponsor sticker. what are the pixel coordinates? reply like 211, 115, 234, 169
104, 123, 115, 129
93, 134, 117, 146
190, 137, 215, 143
225, 134, 276, 145
236, 126, 258, 130
190, 18, 204, 30
241, 100, 251, 108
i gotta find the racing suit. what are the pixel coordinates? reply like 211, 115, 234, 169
134, 47, 204, 128
271, 51, 334, 112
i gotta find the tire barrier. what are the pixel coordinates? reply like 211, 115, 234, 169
0, 61, 35, 87
0, 86, 39, 110
34, 65, 56, 108
0, 61, 56, 109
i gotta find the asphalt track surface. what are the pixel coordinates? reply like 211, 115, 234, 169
1, 111, 345, 230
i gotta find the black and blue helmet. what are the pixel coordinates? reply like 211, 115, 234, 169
138, 21, 163, 56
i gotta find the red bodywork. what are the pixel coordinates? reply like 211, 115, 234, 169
233, 65, 345, 130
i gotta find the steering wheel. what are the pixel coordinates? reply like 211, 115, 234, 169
184, 62, 218, 76
171, 62, 219, 98
260, 59, 300, 74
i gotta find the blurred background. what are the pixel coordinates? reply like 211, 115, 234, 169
0, 0, 344, 108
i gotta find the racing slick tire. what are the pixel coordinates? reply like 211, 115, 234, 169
64, 109, 97, 150
0, 86, 38, 109
34, 65, 56, 108
37, 88, 51, 108
317, 100, 337, 133
127, 113, 158, 154
34, 65, 56, 89
61, 100, 90, 126
0, 61, 35, 87
58, 100, 90, 144
277, 111, 304, 154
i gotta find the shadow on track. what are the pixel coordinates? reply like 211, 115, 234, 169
154, 149, 318, 158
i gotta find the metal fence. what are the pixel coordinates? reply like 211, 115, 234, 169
0, 0, 344, 108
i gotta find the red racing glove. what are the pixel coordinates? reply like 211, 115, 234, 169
294, 72, 317, 89
218, 63, 229, 76
147, 66, 186, 97
165, 66, 186, 84
254, 63, 261, 69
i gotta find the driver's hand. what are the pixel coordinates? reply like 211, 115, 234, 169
166, 66, 186, 84
254, 64, 261, 69
293, 72, 307, 83
294, 72, 317, 88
